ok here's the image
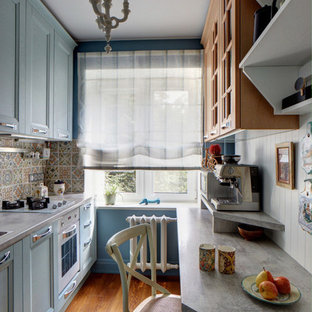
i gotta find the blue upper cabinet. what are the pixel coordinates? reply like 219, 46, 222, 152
0, 0, 76, 140
0, 0, 26, 134
53, 32, 73, 141
25, 0, 53, 138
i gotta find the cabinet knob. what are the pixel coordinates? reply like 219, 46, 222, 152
210, 130, 217, 135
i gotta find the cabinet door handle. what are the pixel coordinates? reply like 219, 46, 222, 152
210, 130, 217, 135
32, 226, 52, 243
62, 224, 77, 239
0, 122, 17, 130
84, 220, 92, 228
0, 251, 10, 265
221, 122, 230, 129
203, 135, 208, 139
84, 238, 92, 247
84, 203, 91, 211
59, 133, 69, 139
32, 128, 47, 135
64, 280, 77, 299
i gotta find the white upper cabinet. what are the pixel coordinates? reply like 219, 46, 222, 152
0, 0, 26, 134
25, 1, 53, 138
53, 32, 73, 141
240, 0, 311, 115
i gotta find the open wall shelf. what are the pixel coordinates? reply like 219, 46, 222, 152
240, 0, 311, 115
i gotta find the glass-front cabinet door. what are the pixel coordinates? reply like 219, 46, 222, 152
220, 0, 237, 135
205, 0, 220, 141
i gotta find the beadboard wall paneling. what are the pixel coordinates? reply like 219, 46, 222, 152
236, 113, 312, 274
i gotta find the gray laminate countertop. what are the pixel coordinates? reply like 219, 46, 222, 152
177, 206, 312, 312
0, 193, 92, 252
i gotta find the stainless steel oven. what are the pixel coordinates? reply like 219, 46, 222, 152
58, 209, 80, 293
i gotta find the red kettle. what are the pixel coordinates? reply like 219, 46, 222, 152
253, 0, 278, 43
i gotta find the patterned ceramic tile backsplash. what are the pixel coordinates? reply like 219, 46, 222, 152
45, 140, 84, 194
0, 139, 84, 201
0, 138, 46, 201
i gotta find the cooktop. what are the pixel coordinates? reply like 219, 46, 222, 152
0, 197, 75, 214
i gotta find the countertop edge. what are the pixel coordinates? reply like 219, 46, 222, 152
0, 194, 93, 252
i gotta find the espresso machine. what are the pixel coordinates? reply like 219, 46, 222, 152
207, 164, 260, 211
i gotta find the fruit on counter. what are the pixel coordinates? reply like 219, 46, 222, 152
259, 281, 279, 300
209, 144, 221, 156
256, 268, 274, 288
273, 276, 291, 295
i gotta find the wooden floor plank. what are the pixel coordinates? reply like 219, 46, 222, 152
66, 273, 180, 312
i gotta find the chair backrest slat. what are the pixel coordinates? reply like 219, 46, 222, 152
106, 223, 171, 312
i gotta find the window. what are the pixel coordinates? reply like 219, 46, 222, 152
153, 171, 187, 194
85, 170, 198, 204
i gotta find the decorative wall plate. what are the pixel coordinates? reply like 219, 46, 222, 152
301, 122, 312, 175
241, 275, 301, 305
299, 183, 312, 235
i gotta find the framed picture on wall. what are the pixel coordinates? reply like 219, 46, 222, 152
275, 142, 294, 189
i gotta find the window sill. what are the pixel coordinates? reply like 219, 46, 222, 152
96, 201, 199, 211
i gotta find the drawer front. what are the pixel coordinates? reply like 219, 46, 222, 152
80, 201, 92, 222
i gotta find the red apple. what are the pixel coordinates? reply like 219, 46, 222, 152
274, 276, 291, 295
259, 281, 278, 300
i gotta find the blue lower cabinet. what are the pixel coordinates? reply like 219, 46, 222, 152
0, 242, 23, 312
95, 209, 179, 276
80, 201, 97, 275
22, 223, 57, 312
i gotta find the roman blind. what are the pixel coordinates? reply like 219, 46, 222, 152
77, 50, 203, 169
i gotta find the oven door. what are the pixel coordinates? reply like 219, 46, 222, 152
58, 221, 80, 293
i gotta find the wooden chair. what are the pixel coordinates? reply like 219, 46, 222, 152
105, 223, 181, 312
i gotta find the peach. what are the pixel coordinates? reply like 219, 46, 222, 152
259, 281, 278, 300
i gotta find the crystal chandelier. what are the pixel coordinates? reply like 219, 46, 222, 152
90, 0, 130, 53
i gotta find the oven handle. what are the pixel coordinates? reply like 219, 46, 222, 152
62, 224, 77, 239
32, 226, 52, 243
0, 251, 10, 265
64, 280, 77, 299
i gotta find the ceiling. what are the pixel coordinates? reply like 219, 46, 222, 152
41, 0, 211, 42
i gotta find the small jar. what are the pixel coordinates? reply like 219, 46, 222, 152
34, 183, 48, 198
54, 180, 65, 196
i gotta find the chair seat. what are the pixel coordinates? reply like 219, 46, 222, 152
134, 294, 182, 312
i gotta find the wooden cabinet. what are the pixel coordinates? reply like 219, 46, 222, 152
25, 0, 53, 138
23, 224, 57, 312
0, 243, 23, 312
201, 0, 299, 142
0, 0, 25, 135
53, 32, 73, 141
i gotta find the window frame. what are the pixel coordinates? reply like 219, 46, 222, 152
84, 169, 198, 204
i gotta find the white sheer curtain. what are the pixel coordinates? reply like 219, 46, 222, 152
77, 50, 203, 169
